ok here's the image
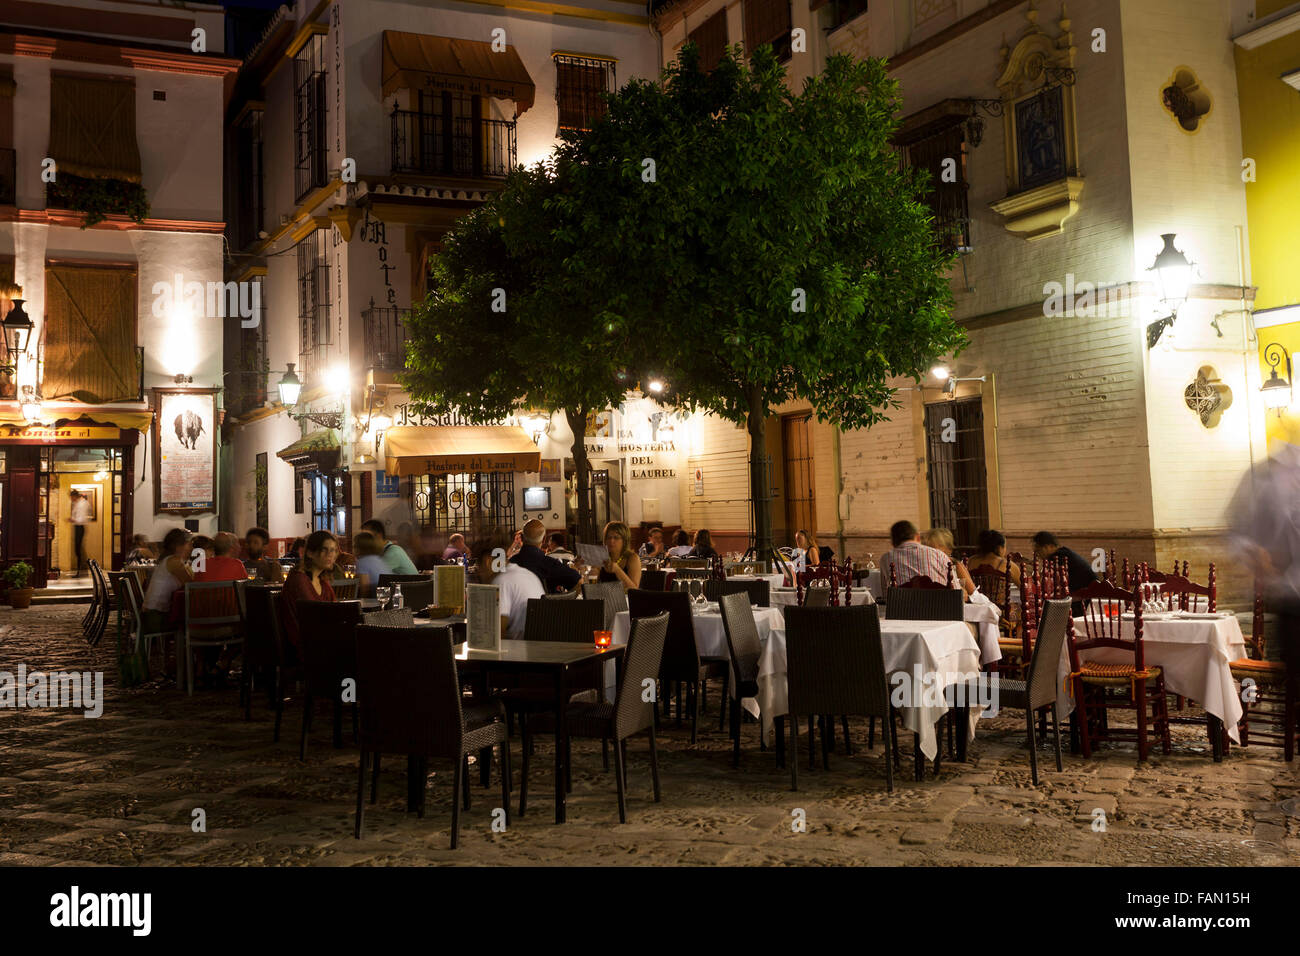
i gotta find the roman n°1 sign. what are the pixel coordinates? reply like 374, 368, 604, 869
152, 388, 218, 514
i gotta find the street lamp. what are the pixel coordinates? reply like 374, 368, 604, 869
1146, 233, 1194, 348
19, 384, 40, 424
1261, 343, 1293, 418
2, 299, 33, 370
277, 363, 302, 406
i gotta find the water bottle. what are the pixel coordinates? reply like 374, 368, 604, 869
393, 583, 404, 610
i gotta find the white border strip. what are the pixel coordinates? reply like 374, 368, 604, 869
1254, 304, 1300, 329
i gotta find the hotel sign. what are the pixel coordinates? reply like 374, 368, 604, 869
0, 425, 121, 441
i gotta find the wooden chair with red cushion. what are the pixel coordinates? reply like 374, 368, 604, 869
1066, 577, 1172, 762
969, 559, 1023, 676
1229, 583, 1297, 760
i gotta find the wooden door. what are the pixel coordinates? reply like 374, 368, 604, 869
781, 413, 816, 544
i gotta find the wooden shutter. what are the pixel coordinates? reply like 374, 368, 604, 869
42, 264, 138, 403
48, 74, 142, 183
743, 0, 791, 52
688, 10, 728, 71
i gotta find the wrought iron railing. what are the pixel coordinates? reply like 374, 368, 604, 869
391, 108, 515, 180
362, 299, 410, 371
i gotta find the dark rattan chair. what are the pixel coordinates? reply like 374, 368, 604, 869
639, 569, 668, 591
784, 604, 894, 792
297, 599, 363, 759
181, 582, 243, 695
718, 592, 763, 765
582, 580, 628, 630
331, 579, 359, 601
365, 607, 415, 627
236, 582, 295, 740
542, 588, 581, 600
521, 611, 669, 822
628, 588, 728, 743
353, 624, 510, 848
885, 586, 963, 621
707, 578, 770, 607
997, 598, 1071, 784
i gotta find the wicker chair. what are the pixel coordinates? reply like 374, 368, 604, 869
783, 604, 894, 792
85, 559, 116, 647
180, 582, 244, 695
718, 592, 763, 765
236, 583, 295, 740
521, 611, 669, 822
801, 585, 831, 608
1230, 584, 1296, 760
365, 607, 415, 627
1067, 578, 1171, 762
109, 571, 172, 686
542, 588, 581, 600
627, 588, 728, 743
706, 578, 770, 607
885, 586, 963, 622
377, 573, 430, 589
968, 561, 1024, 675
583, 580, 628, 630
997, 598, 1071, 784
353, 624, 510, 848
639, 569, 669, 592
332, 579, 359, 601
296, 599, 363, 759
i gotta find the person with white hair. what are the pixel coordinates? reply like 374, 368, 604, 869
509, 518, 582, 593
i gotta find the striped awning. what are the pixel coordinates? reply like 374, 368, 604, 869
381, 31, 536, 114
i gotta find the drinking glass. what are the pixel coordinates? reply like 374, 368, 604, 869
375, 586, 392, 609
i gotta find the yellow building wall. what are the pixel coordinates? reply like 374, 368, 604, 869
1235, 13, 1300, 443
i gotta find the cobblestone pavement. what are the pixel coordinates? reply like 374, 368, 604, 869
2, 605, 1298, 866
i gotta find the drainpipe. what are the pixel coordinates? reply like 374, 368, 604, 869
832, 426, 845, 561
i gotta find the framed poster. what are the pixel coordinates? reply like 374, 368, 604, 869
152, 388, 218, 514
539, 458, 561, 483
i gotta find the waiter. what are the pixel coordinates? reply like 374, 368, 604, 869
69, 489, 91, 576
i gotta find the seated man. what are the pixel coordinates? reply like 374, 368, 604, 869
545, 533, 574, 561
510, 519, 581, 593
197, 532, 251, 582
360, 518, 418, 575
881, 520, 964, 596
442, 532, 468, 563
1032, 531, 1099, 615
243, 526, 283, 584
471, 531, 544, 640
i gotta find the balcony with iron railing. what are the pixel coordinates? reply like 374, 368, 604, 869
390, 108, 516, 181
362, 299, 411, 374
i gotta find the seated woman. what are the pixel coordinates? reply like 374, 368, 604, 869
597, 520, 642, 589
665, 529, 694, 559
278, 530, 338, 655
141, 528, 194, 633
968, 529, 1022, 590
920, 527, 975, 597
795, 529, 824, 568
353, 531, 389, 599
125, 534, 156, 566
689, 528, 719, 561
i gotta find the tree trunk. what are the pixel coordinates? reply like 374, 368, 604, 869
565, 406, 596, 543
746, 386, 773, 561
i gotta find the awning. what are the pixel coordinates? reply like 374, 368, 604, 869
383, 425, 540, 476
276, 429, 340, 473
381, 30, 536, 115
0, 410, 153, 432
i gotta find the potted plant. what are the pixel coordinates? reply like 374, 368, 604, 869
5, 561, 34, 609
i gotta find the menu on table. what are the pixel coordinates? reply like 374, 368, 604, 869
466, 583, 501, 651
435, 564, 465, 608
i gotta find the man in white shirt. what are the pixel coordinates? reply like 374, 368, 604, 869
471, 534, 544, 640
69, 489, 92, 576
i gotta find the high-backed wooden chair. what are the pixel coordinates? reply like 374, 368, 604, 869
1229, 584, 1296, 760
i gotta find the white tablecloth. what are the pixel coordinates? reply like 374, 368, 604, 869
770, 587, 876, 607
754, 618, 982, 760
964, 597, 1003, 665
731, 573, 786, 590
1058, 613, 1247, 743
607, 605, 785, 700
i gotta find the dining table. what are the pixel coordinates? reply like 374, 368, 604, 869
450, 639, 625, 823
1056, 610, 1247, 757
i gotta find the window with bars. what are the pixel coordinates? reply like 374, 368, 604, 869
555, 55, 615, 131
828, 0, 869, 30
233, 108, 264, 249
296, 230, 331, 375
293, 34, 328, 201
227, 275, 268, 416
687, 10, 728, 72
743, 0, 792, 62
923, 398, 988, 552
410, 473, 515, 533
902, 120, 971, 254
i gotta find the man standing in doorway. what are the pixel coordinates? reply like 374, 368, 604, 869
69, 490, 91, 576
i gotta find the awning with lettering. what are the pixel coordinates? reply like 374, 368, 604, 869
383, 425, 540, 476
0, 410, 153, 432
381, 30, 536, 115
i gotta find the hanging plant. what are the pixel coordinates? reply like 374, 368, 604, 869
47, 173, 150, 228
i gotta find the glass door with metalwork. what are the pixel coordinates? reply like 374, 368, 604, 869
923, 398, 989, 551
411, 472, 515, 533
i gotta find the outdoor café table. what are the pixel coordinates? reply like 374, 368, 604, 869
607, 603, 785, 701
1056, 611, 1247, 758
770, 586, 877, 608
964, 596, 1003, 666
452, 640, 625, 824
730, 572, 787, 590
752, 617, 982, 776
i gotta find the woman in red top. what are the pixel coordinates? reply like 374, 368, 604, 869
278, 530, 338, 653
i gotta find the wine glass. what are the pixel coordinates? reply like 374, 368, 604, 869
375, 586, 392, 609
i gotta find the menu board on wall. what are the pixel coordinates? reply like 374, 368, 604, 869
153, 388, 218, 514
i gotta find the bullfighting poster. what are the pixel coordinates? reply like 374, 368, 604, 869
153, 388, 217, 514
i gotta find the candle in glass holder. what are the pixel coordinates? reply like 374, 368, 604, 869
594, 629, 613, 649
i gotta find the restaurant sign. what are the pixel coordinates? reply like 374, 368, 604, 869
0, 425, 120, 441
